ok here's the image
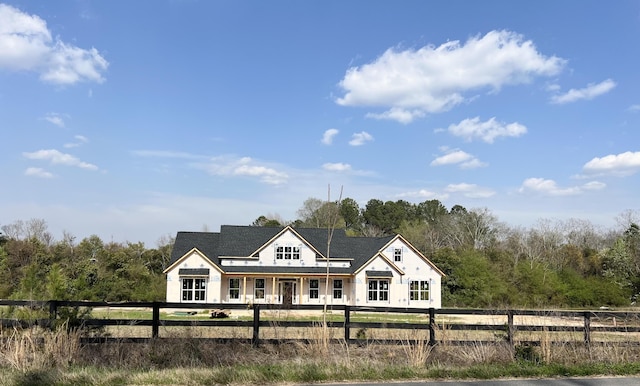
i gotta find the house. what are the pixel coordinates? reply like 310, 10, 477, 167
163, 225, 444, 308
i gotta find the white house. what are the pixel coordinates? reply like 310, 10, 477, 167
163, 225, 444, 308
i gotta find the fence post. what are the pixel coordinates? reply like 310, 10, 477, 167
152, 302, 160, 338
344, 305, 351, 343
428, 308, 436, 346
252, 304, 260, 347
48, 300, 58, 330
507, 310, 514, 347
583, 311, 591, 345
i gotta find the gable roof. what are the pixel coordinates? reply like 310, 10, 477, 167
170, 231, 220, 264
165, 225, 432, 275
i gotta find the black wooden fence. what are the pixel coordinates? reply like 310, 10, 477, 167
1, 300, 639, 347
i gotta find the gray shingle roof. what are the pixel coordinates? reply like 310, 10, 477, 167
167, 225, 395, 274
178, 268, 210, 275
365, 270, 393, 277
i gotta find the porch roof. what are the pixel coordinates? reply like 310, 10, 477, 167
221, 265, 352, 275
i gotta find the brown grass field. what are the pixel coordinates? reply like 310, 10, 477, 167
1, 307, 640, 385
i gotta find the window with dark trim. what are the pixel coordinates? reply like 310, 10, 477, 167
368, 279, 389, 301
410, 280, 429, 301
333, 279, 343, 299
309, 279, 319, 299
394, 248, 402, 262
229, 278, 240, 299
254, 278, 265, 300
276, 246, 301, 260
182, 278, 206, 301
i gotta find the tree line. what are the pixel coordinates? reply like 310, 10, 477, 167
255, 198, 640, 308
0, 219, 171, 302
1, 198, 639, 308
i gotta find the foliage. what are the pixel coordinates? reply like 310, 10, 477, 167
0, 221, 168, 302
1, 206, 639, 308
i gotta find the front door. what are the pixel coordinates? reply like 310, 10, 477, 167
282, 282, 293, 306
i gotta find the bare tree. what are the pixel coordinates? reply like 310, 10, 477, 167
560, 218, 606, 250
360, 224, 386, 237
297, 198, 325, 227
323, 185, 343, 349
1, 220, 25, 240
616, 209, 640, 233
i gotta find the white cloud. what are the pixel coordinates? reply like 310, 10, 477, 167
234, 164, 288, 185
23, 149, 98, 170
336, 30, 564, 123
200, 156, 288, 185
322, 162, 352, 172
445, 183, 495, 198
582, 151, 640, 176
546, 83, 561, 92
321, 128, 339, 145
443, 116, 527, 143
430, 147, 487, 169
43, 113, 66, 128
396, 189, 449, 200
518, 177, 604, 196
349, 131, 374, 146
64, 135, 89, 148
366, 107, 425, 124
582, 181, 606, 190
24, 167, 54, 178
0, 4, 108, 85
628, 104, 640, 112
136, 151, 296, 184
550, 79, 616, 104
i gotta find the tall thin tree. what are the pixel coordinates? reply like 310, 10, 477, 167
323, 184, 343, 346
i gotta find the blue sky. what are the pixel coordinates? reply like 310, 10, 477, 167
1, 1, 639, 246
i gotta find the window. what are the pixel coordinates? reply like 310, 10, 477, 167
254, 278, 265, 300
276, 246, 301, 260
394, 248, 402, 262
410, 280, 429, 301
229, 278, 240, 299
182, 278, 206, 302
333, 279, 343, 299
368, 279, 389, 301
309, 279, 319, 299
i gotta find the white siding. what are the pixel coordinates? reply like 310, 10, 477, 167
354, 239, 442, 309
166, 231, 442, 309
165, 251, 221, 303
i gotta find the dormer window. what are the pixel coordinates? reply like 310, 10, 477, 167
276, 246, 300, 260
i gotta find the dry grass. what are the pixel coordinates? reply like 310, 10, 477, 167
400, 330, 433, 367
1, 310, 640, 385
1, 324, 640, 385
0, 322, 81, 371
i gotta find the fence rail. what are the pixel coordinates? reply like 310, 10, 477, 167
1, 300, 639, 347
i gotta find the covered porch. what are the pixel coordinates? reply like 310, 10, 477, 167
223, 275, 351, 305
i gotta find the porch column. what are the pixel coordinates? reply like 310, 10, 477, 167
243, 276, 247, 302
272, 277, 276, 303
299, 277, 304, 304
